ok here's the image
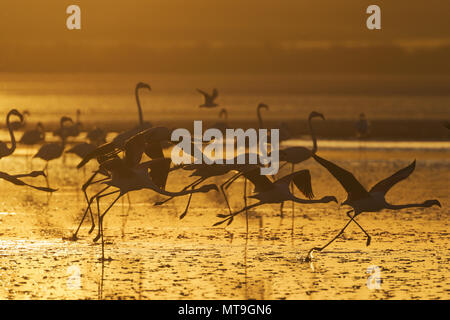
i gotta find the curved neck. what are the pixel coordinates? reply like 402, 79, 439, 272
290, 194, 325, 204
385, 202, 429, 210
135, 87, 144, 126
308, 115, 318, 153
5, 112, 17, 156
257, 107, 264, 128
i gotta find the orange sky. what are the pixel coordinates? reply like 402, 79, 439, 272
1, 1, 450, 73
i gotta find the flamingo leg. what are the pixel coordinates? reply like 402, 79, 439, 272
97, 193, 122, 262
220, 172, 243, 215
179, 177, 206, 219
93, 190, 121, 243
154, 177, 203, 206
306, 218, 354, 260
279, 202, 284, 218
346, 210, 371, 246
244, 177, 248, 237
72, 185, 110, 240
291, 163, 295, 235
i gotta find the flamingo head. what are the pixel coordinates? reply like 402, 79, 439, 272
309, 111, 325, 121
9, 109, 24, 123
257, 103, 269, 111
137, 82, 151, 92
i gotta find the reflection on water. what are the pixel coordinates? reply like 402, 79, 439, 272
0, 144, 448, 299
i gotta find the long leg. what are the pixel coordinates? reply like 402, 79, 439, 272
347, 210, 371, 246
71, 185, 111, 240
279, 202, 284, 218
306, 218, 354, 260
96, 193, 122, 261
179, 177, 206, 219
154, 177, 203, 206
93, 190, 121, 243
291, 163, 295, 235
220, 172, 243, 215
244, 177, 248, 237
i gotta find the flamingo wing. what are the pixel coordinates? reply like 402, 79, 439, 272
370, 160, 416, 195
313, 154, 369, 201
275, 170, 314, 199
196, 89, 209, 99
211, 88, 219, 100
139, 158, 172, 189
243, 167, 274, 193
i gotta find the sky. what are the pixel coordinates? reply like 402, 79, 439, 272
1, 1, 450, 73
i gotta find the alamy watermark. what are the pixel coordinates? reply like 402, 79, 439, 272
171, 121, 280, 175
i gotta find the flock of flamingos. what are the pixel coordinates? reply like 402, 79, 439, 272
0, 82, 442, 262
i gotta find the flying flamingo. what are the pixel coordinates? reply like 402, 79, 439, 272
112, 82, 153, 147
80, 155, 218, 261
214, 167, 337, 234
278, 111, 325, 224
71, 126, 172, 238
0, 109, 23, 159
33, 116, 73, 186
306, 154, 441, 261
197, 88, 219, 108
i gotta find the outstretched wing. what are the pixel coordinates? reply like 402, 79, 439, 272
196, 89, 209, 99
243, 167, 274, 193
77, 142, 120, 169
275, 170, 314, 199
370, 160, 416, 195
313, 154, 369, 201
211, 88, 219, 100
139, 158, 172, 189
0, 172, 57, 192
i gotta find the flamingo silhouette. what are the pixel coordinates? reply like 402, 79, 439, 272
214, 167, 337, 233
0, 109, 23, 159
72, 126, 172, 239
306, 154, 441, 260
112, 82, 153, 147
82, 155, 218, 261
197, 88, 219, 108
87, 126, 107, 145
54, 110, 82, 139
278, 111, 325, 222
10, 110, 29, 131
33, 116, 73, 185
20, 122, 45, 145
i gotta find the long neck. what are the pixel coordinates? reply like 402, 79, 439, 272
290, 194, 325, 204
135, 87, 144, 126
308, 115, 318, 153
257, 107, 264, 129
385, 202, 430, 210
5, 112, 17, 156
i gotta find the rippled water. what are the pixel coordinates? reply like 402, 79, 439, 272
0, 144, 448, 299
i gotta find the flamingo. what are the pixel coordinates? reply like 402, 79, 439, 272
10, 110, 29, 131
20, 122, 45, 145
87, 126, 107, 145
66, 142, 97, 160
278, 111, 325, 223
112, 82, 153, 147
33, 116, 73, 185
256, 103, 268, 129
214, 167, 337, 234
355, 113, 370, 139
0, 109, 23, 159
54, 110, 82, 139
79, 154, 218, 261
197, 88, 219, 108
306, 154, 441, 260
71, 126, 172, 239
